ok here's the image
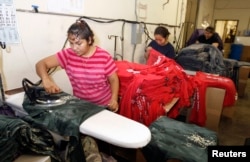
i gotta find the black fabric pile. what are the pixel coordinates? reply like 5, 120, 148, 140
22, 92, 104, 162
0, 114, 61, 162
176, 43, 231, 77
142, 116, 218, 162
222, 58, 239, 82
22, 92, 104, 137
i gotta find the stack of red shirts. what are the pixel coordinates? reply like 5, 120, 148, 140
115, 49, 195, 126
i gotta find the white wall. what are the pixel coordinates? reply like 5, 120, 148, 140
213, 0, 250, 36
196, 0, 250, 35
195, 0, 216, 28
1, 0, 187, 92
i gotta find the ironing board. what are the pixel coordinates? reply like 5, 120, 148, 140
5, 92, 151, 148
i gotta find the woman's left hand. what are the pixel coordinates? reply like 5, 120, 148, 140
108, 99, 119, 112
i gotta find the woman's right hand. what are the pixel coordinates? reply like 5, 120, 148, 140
144, 47, 152, 61
42, 78, 61, 94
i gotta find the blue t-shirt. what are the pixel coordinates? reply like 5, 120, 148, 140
148, 40, 175, 59
197, 34, 219, 45
197, 34, 223, 51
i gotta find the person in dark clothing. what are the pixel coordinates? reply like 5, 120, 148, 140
196, 26, 223, 51
145, 26, 175, 61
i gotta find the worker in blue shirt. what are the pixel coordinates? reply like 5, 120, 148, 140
196, 26, 223, 51
145, 26, 175, 61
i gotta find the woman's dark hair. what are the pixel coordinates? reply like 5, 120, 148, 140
205, 26, 215, 34
67, 20, 95, 45
154, 26, 170, 38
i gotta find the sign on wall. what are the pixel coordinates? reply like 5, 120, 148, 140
47, 0, 84, 14
0, 0, 19, 44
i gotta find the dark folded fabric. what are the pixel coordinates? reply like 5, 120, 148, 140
0, 115, 61, 162
142, 116, 218, 162
22, 92, 104, 137
176, 43, 227, 76
22, 92, 104, 162
222, 58, 239, 83
0, 104, 15, 117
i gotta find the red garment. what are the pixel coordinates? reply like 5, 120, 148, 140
117, 48, 237, 127
116, 49, 195, 126
188, 72, 237, 126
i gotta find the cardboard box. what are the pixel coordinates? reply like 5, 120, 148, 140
238, 66, 250, 97
223, 43, 231, 58
184, 87, 236, 131
205, 87, 226, 132
14, 155, 51, 162
240, 45, 250, 62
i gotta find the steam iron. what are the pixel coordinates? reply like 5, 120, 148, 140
22, 78, 66, 107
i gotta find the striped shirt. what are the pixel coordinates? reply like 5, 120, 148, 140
56, 46, 117, 106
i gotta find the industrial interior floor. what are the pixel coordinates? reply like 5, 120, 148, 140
218, 78, 250, 146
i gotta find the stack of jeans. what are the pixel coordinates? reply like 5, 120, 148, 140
176, 44, 227, 76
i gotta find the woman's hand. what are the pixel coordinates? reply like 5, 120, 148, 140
144, 46, 152, 61
107, 73, 119, 112
108, 99, 119, 112
42, 78, 61, 94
